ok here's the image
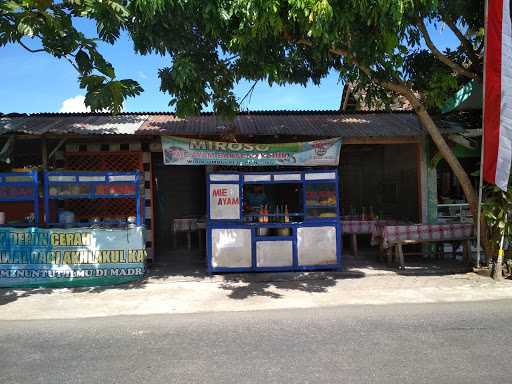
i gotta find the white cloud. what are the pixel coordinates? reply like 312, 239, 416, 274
59, 95, 90, 113
138, 71, 148, 79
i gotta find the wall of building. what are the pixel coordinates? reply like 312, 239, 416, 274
340, 144, 419, 221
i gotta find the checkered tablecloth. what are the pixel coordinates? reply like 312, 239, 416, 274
378, 223, 474, 249
343, 220, 400, 235
342, 220, 377, 234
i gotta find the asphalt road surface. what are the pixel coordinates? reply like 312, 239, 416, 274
1, 300, 512, 384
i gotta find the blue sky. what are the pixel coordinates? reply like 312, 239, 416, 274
0, 22, 458, 114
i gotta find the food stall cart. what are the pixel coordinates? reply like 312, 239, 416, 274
0, 170, 40, 226
207, 170, 341, 273
0, 170, 146, 288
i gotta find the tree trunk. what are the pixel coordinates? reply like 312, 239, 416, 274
412, 105, 494, 266
346, 60, 494, 273
492, 251, 504, 280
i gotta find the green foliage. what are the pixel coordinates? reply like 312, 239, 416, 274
2, 0, 484, 116
482, 183, 512, 275
0, 0, 142, 113
127, 0, 484, 116
483, 185, 512, 250
403, 49, 459, 109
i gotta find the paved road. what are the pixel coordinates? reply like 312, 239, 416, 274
1, 301, 511, 384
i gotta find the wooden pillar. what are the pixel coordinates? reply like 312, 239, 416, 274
396, 243, 405, 270
386, 246, 393, 265
41, 137, 48, 170
463, 240, 471, 265
350, 233, 359, 257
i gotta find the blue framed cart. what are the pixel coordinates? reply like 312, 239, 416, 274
0, 170, 40, 226
43, 171, 143, 226
207, 170, 342, 273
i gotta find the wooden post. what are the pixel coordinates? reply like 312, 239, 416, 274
351, 233, 359, 257
438, 242, 445, 260
378, 241, 385, 262
187, 228, 192, 251
397, 243, 405, 270
386, 246, 393, 265
41, 137, 48, 171
463, 239, 471, 265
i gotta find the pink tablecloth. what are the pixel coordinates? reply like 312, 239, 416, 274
342, 220, 378, 234
378, 223, 474, 249
343, 220, 401, 235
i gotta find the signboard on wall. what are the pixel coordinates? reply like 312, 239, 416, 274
162, 136, 342, 166
0, 227, 146, 288
209, 184, 240, 220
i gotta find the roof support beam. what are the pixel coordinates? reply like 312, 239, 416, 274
0, 135, 16, 163
41, 136, 48, 170
48, 138, 67, 160
343, 136, 420, 145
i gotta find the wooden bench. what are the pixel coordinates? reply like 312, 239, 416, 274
386, 238, 473, 270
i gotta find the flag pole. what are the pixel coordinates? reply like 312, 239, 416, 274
477, 0, 490, 268
476, 143, 484, 268
496, 213, 508, 278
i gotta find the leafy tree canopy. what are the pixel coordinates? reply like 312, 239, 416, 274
0, 0, 143, 113
127, 1, 490, 261
127, 0, 484, 117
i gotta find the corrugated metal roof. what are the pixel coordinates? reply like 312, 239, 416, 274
0, 111, 458, 137
0, 114, 150, 136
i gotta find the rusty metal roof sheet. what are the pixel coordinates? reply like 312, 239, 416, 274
0, 114, 150, 136
0, 111, 457, 137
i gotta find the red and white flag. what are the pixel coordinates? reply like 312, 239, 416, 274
484, 0, 512, 191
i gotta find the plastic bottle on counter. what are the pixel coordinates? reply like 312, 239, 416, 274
369, 206, 375, 220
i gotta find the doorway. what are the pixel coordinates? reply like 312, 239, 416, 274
152, 153, 207, 274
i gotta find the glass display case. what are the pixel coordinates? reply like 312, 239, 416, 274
44, 171, 143, 226
305, 182, 337, 219
0, 170, 40, 226
207, 170, 341, 273
243, 182, 303, 224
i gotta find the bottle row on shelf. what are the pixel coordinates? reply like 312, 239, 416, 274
48, 184, 136, 197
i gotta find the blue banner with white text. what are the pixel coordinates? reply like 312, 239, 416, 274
0, 227, 146, 288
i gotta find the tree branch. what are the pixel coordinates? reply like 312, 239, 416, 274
18, 40, 46, 53
417, 18, 478, 80
63, 55, 80, 72
239, 80, 258, 105
221, 54, 239, 64
295, 37, 418, 106
476, 38, 485, 56
444, 17, 481, 64
297, 36, 490, 259
327, 46, 417, 102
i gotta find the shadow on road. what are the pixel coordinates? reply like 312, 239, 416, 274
0, 251, 478, 306
219, 272, 365, 299
0, 279, 146, 307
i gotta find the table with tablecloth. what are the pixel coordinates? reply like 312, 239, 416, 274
373, 223, 474, 268
342, 219, 400, 257
171, 217, 207, 250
